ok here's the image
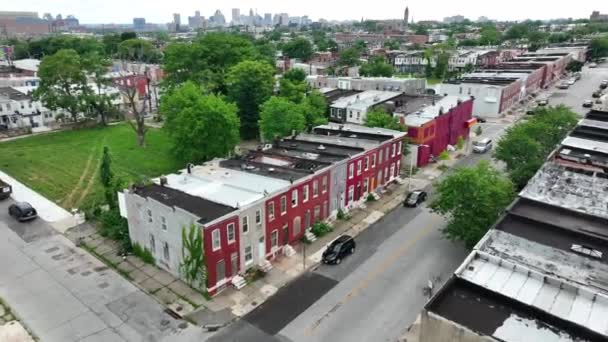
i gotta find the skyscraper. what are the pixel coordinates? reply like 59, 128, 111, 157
133, 17, 146, 31
173, 13, 181, 31
232, 8, 240, 25
264, 13, 272, 26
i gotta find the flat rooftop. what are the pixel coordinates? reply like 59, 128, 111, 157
520, 162, 608, 220
220, 158, 313, 182
313, 123, 406, 140
427, 275, 606, 342
330, 90, 401, 111
293, 133, 380, 151
0, 87, 31, 101
404, 96, 468, 127
443, 77, 519, 86
561, 136, 608, 155
134, 183, 236, 225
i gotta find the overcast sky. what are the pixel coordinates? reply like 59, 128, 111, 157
4, 0, 606, 24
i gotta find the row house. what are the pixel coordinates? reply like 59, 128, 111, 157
0, 86, 56, 131
329, 90, 405, 124
307, 75, 426, 94
448, 50, 499, 70
120, 124, 407, 296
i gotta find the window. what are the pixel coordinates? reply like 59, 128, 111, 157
228, 223, 236, 243
245, 246, 253, 263
385, 147, 389, 160
303, 185, 309, 202
212, 229, 221, 251
256, 210, 261, 225
149, 234, 156, 253
242, 217, 249, 234
379, 149, 383, 164
357, 160, 362, 175
147, 209, 153, 223
384, 167, 388, 182
391, 144, 396, 157
364, 157, 369, 171
364, 178, 369, 193
314, 206, 321, 222
268, 202, 275, 221
293, 217, 301, 236
348, 164, 354, 179
397, 141, 402, 155
313, 180, 319, 197
271, 230, 278, 248
163, 242, 170, 261
280, 196, 287, 214
372, 153, 377, 167
322, 176, 327, 193
161, 216, 167, 231
348, 186, 354, 203
291, 190, 298, 208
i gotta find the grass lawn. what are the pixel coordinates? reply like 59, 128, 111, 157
0, 124, 182, 210
426, 78, 442, 85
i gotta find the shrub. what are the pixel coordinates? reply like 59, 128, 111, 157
475, 126, 483, 136
438, 164, 450, 172
132, 242, 155, 264
456, 136, 465, 150
300, 235, 313, 244
311, 222, 333, 237
366, 193, 376, 202
337, 208, 350, 220
98, 208, 131, 253
439, 150, 450, 161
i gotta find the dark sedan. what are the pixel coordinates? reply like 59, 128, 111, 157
8, 202, 38, 222
404, 190, 427, 208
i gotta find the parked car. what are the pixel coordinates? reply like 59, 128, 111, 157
593, 90, 603, 98
526, 105, 538, 114
0, 179, 12, 200
404, 190, 428, 208
557, 82, 570, 90
573, 72, 582, 80
473, 115, 486, 123
589, 62, 598, 68
567, 78, 576, 85
8, 202, 38, 222
322, 235, 356, 265
583, 100, 594, 108
472, 138, 493, 153
536, 98, 549, 106
601, 80, 608, 89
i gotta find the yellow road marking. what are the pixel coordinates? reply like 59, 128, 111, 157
304, 217, 440, 336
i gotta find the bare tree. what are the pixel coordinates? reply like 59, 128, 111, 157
116, 74, 148, 147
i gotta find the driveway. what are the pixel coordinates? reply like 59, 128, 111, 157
0, 198, 209, 342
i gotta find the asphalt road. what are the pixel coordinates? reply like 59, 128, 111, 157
209, 62, 608, 342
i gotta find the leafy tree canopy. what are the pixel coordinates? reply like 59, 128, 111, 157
359, 56, 394, 77
259, 96, 306, 140
281, 37, 314, 60
364, 108, 404, 131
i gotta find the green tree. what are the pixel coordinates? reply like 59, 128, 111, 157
494, 106, 578, 189
100, 146, 113, 188
120, 32, 137, 41
162, 32, 260, 92
118, 39, 161, 63
161, 82, 240, 162
102, 33, 122, 57
259, 97, 306, 140
384, 39, 401, 50
301, 90, 328, 131
430, 161, 515, 249
589, 36, 608, 61
566, 60, 584, 72
359, 56, 394, 77
180, 224, 206, 290
504, 23, 531, 40
283, 68, 307, 83
282, 37, 314, 60
226, 60, 275, 139
279, 77, 308, 103
354, 40, 367, 52
82, 52, 116, 125
338, 48, 361, 67
34, 49, 88, 122
364, 108, 404, 131
478, 25, 502, 45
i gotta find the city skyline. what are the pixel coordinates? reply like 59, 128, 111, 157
2, 0, 606, 24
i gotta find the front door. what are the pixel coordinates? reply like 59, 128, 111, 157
304, 211, 311, 229
282, 224, 289, 245
231, 253, 238, 277
216, 260, 226, 283
259, 236, 266, 260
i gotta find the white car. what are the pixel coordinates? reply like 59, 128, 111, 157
589, 63, 598, 68
567, 78, 576, 85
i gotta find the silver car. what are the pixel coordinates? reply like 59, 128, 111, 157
472, 138, 493, 153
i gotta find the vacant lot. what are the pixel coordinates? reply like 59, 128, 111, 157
0, 124, 182, 210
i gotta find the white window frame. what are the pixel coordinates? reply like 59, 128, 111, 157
161, 216, 167, 231
269, 202, 275, 221
313, 180, 319, 198
303, 185, 309, 202
322, 176, 327, 193
227, 223, 236, 243
291, 190, 298, 208
357, 160, 362, 175
149, 233, 156, 253
256, 210, 262, 225
348, 164, 354, 179
271, 230, 278, 248
163, 241, 170, 261
245, 246, 253, 264
212, 229, 221, 251
364, 177, 369, 194
242, 216, 249, 234
280, 196, 287, 214
364, 156, 369, 171
348, 186, 354, 203
397, 141, 402, 155
372, 153, 377, 168
379, 149, 383, 164
391, 144, 396, 157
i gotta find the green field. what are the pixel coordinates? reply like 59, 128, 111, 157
0, 124, 182, 210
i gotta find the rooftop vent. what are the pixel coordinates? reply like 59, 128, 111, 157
317, 144, 326, 150
571, 244, 603, 259
187, 163, 194, 174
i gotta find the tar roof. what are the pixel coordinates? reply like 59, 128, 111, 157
134, 183, 236, 225
313, 123, 406, 139
404, 95, 468, 127
427, 276, 604, 342
294, 133, 380, 150
520, 162, 608, 220
220, 158, 312, 182
277, 137, 365, 157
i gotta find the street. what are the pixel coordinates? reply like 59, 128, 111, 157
0, 198, 208, 342
210, 62, 608, 342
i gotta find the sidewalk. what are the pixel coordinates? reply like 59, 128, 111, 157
0, 170, 80, 233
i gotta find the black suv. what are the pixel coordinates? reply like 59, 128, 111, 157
322, 235, 356, 265
8, 202, 38, 222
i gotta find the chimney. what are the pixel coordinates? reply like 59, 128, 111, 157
160, 176, 168, 187
187, 163, 194, 174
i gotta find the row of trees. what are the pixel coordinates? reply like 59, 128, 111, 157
430, 106, 579, 249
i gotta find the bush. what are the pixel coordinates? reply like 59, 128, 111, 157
99, 208, 131, 253
456, 136, 465, 150
439, 150, 450, 161
475, 126, 483, 136
132, 242, 155, 264
300, 235, 313, 244
438, 164, 450, 172
311, 222, 333, 237
366, 193, 376, 202
337, 208, 350, 220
